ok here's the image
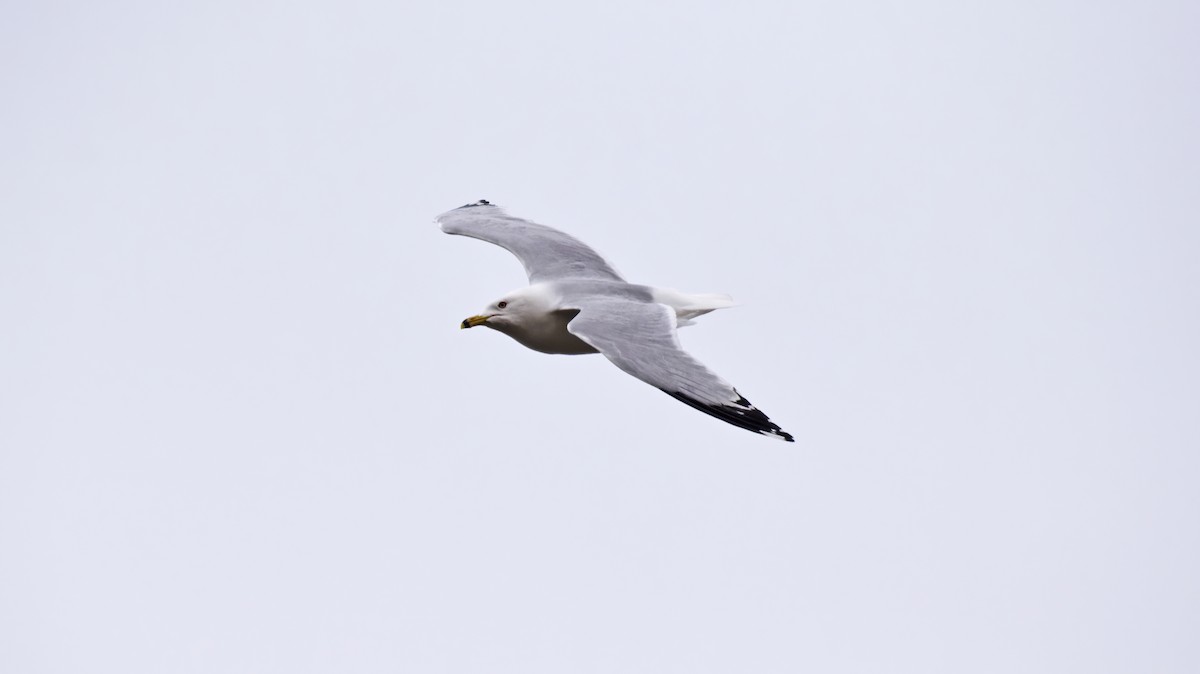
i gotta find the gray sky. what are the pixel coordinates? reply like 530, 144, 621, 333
2, 1, 1198, 672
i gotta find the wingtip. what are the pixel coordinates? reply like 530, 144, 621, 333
665, 390, 794, 443
763, 429, 796, 442
435, 199, 502, 230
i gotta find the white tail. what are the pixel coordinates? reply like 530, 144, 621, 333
651, 289, 736, 327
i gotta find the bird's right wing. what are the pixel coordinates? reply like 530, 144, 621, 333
564, 297, 794, 441
436, 201, 624, 284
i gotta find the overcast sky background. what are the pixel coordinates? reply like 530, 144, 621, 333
2, 1, 1198, 672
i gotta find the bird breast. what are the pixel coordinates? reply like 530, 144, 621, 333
491, 309, 597, 355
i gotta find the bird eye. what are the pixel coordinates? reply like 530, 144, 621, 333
498, 301, 508, 309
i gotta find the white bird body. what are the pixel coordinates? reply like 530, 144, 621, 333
477, 282, 735, 355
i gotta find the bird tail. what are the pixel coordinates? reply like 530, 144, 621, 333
653, 289, 736, 327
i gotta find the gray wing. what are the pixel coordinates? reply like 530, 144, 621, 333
436, 200, 624, 283
565, 297, 794, 442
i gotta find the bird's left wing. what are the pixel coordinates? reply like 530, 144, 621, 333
565, 297, 794, 441
436, 201, 624, 284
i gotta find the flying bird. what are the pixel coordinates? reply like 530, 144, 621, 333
438, 200, 794, 442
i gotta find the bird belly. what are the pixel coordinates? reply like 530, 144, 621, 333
491, 310, 598, 355
511, 330, 598, 355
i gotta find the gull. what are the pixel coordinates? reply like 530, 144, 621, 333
437, 200, 794, 442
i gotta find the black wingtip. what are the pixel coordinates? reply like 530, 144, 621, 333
460, 199, 492, 208
665, 391, 794, 442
